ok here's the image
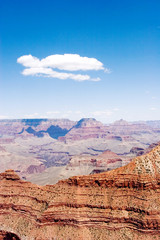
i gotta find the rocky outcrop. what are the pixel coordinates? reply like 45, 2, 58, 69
1, 146, 160, 239
130, 147, 145, 156
109, 119, 153, 135
0, 169, 20, 181
68, 150, 122, 172
25, 164, 46, 174
130, 141, 160, 157
59, 118, 110, 141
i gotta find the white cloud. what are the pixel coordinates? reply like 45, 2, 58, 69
22, 67, 91, 81
113, 108, 119, 111
91, 110, 113, 117
0, 115, 9, 119
75, 111, 82, 114
46, 111, 60, 115
24, 113, 39, 118
150, 107, 157, 111
17, 54, 109, 81
17, 54, 105, 71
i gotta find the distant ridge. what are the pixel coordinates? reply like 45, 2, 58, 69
73, 118, 103, 128
111, 118, 129, 125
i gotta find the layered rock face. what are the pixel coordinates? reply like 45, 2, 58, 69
1, 146, 160, 239
60, 118, 155, 142
26, 150, 123, 186
59, 118, 109, 141
2, 118, 160, 185
68, 150, 122, 174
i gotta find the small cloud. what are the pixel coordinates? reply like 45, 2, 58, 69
17, 54, 110, 82
75, 111, 82, 114
46, 111, 60, 115
24, 113, 39, 118
150, 107, 157, 111
113, 108, 119, 111
90, 77, 101, 82
39, 115, 48, 118
104, 68, 112, 73
0, 115, 9, 119
22, 67, 91, 81
91, 110, 113, 117
151, 96, 157, 100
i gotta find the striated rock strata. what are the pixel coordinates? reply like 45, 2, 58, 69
68, 150, 122, 174
1, 145, 160, 239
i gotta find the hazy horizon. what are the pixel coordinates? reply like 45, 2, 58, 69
0, 117, 160, 125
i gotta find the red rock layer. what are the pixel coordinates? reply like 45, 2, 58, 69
59, 118, 154, 142
1, 146, 160, 239
68, 150, 122, 169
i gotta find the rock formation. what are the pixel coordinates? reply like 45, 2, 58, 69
59, 118, 109, 141
1, 145, 160, 239
68, 150, 122, 173
2, 118, 160, 186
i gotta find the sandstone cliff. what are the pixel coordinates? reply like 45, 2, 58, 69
1, 145, 160, 239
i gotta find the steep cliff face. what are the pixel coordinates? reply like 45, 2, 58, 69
1, 145, 160, 239
59, 118, 108, 141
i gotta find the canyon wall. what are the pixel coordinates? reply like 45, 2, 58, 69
1, 145, 160, 239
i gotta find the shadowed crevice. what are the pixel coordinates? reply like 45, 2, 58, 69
0, 230, 21, 240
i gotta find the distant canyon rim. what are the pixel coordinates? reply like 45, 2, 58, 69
1, 118, 160, 185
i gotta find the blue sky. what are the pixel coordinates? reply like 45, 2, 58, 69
0, 0, 160, 123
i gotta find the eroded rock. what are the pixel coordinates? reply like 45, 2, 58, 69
1, 145, 160, 239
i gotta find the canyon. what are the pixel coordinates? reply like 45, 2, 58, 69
1, 118, 160, 184
1, 145, 160, 239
